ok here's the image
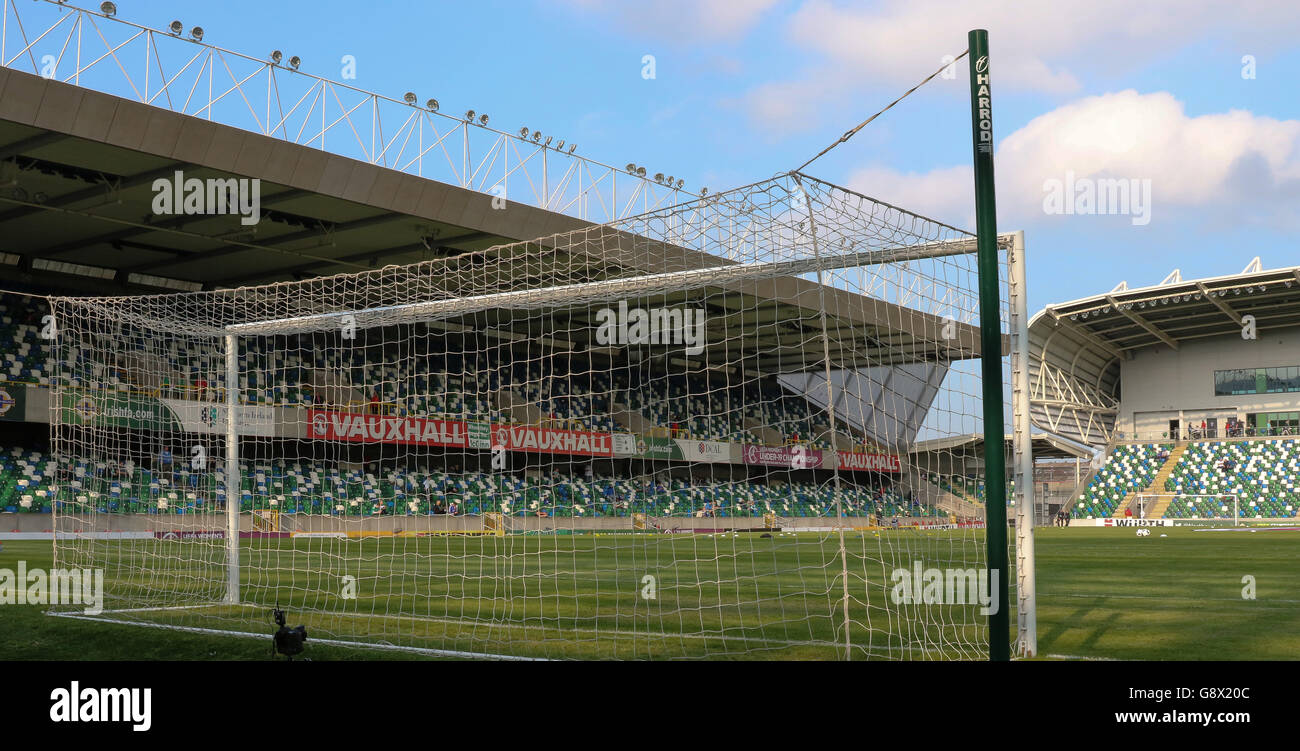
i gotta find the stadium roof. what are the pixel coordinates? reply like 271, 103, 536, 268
0, 67, 591, 295
1029, 258, 1300, 447
1, 68, 998, 374
909, 432, 1093, 461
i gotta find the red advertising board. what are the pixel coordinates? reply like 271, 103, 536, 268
306, 410, 613, 457
307, 410, 467, 447
490, 424, 613, 457
836, 451, 903, 473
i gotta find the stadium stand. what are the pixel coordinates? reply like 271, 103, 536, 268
1071, 443, 1173, 518
1162, 439, 1300, 519
0, 289, 937, 522
3, 447, 942, 519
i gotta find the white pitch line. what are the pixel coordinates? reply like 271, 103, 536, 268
1043, 653, 1124, 661
53, 603, 969, 655
49, 612, 549, 661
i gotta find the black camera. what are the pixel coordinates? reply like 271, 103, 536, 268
271, 607, 308, 659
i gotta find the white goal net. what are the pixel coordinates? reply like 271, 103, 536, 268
49, 172, 1029, 660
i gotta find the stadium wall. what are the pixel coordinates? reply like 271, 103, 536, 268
1119, 325, 1300, 438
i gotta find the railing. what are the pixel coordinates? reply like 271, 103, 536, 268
0, 0, 699, 223
1113, 428, 1300, 443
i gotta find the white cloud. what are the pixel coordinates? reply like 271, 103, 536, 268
735, 75, 854, 136
847, 91, 1300, 231
789, 0, 1298, 92
743, 0, 1300, 134
846, 164, 974, 230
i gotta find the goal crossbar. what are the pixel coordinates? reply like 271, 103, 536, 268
225, 235, 1017, 337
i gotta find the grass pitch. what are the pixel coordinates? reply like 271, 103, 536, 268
1, 526, 1296, 660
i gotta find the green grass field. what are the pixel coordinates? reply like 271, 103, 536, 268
1, 526, 1296, 660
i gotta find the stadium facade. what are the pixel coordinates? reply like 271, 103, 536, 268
1029, 260, 1300, 523
1029, 259, 1300, 447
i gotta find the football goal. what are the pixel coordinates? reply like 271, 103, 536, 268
46, 171, 1033, 660
1134, 493, 1294, 527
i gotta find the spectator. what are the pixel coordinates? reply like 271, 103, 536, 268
158, 446, 174, 481
369, 390, 381, 415
447, 500, 459, 516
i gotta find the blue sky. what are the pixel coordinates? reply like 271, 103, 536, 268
40, 0, 1300, 312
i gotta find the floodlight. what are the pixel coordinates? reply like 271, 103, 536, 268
289, 56, 301, 70
270, 50, 283, 64
404, 92, 417, 104
426, 99, 439, 112
190, 27, 203, 41
169, 20, 183, 35
479, 114, 489, 126
100, 2, 116, 16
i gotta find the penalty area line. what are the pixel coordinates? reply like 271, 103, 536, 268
47, 612, 550, 661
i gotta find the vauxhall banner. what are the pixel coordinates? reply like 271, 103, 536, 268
307, 410, 467, 447
490, 424, 613, 457
836, 451, 903, 473
306, 410, 614, 457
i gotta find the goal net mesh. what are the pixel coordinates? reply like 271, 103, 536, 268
49, 171, 1013, 660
